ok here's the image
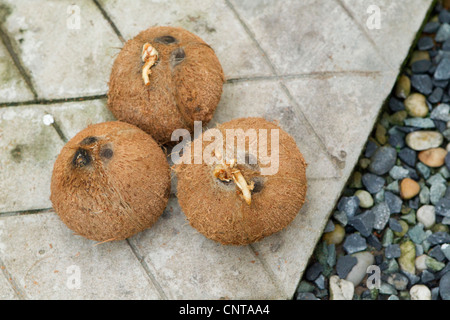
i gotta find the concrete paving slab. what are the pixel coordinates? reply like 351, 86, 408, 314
210, 80, 340, 179
0, 100, 115, 213
0, 212, 162, 299
0, 0, 123, 99
130, 197, 284, 299
97, 0, 273, 79
0, 267, 19, 299
228, 0, 389, 75
0, 42, 34, 104
338, 0, 434, 70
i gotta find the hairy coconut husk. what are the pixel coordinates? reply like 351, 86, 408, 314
50, 121, 170, 242
108, 26, 225, 144
175, 117, 308, 245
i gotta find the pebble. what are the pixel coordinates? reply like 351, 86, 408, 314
428, 87, 444, 104
430, 104, 450, 122
372, 202, 391, 230
415, 254, 428, 272
440, 9, 450, 24
430, 183, 447, 205
337, 196, 360, 218
322, 223, 346, 245
439, 272, 450, 300
405, 131, 444, 151
427, 173, 447, 186
379, 282, 398, 296
424, 21, 441, 33
395, 74, 411, 99
428, 232, 450, 245
411, 74, 433, 95
426, 256, 446, 272
404, 117, 435, 128
418, 148, 448, 167
329, 276, 354, 300
401, 212, 417, 225
419, 186, 431, 204
436, 23, 450, 42
412, 59, 432, 73
296, 292, 319, 300
446, 153, 450, 170
388, 133, 405, 149
385, 181, 400, 194
305, 262, 323, 281
387, 273, 409, 291
417, 162, 431, 179
365, 140, 378, 158
385, 244, 401, 259
410, 50, 430, 65
398, 148, 417, 167
436, 198, 450, 217
375, 124, 387, 145
389, 218, 403, 232
348, 211, 374, 237
333, 211, 348, 227
323, 220, 335, 233
367, 234, 382, 251
343, 233, 367, 254
384, 191, 403, 214
389, 166, 410, 180
410, 285, 432, 300
355, 190, 373, 208
400, 178, 421, 200
408, 224, 427, 244
336, 255, 357, 279
369, 146, 397, 175
404, 93, 429, 118
441, 243, 450, 260
429, 245, 446, 262
399, 240, 416, 274
421, 269, 436, 284
416, 205, 436, 229
417, 37, 434, 51
362, 173, 385, 194
434, 58, 450, 80
382, 228, 394, 247
345, 252, 374, 286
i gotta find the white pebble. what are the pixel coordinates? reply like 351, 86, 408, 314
329, 275, 354, 300
416, 205, 436, 229
415, 254, 428, 272
410, 284, 431, 300
42, 114, 54, 126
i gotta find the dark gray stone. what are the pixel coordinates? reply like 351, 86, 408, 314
369, 146, 397, 176
385, 192, 403, 214
424, 21, 441, 33
385, 244, 401, 259
440, 10, 450, 24
389, 97, 405, 112
337, 196, 360, 219
398, 148, 417, 167
365, 140, 378, 158
367, 234, 383, 251
433, 78, 449, 88
435, 58, 450, 80
428, 232, 450, 246
411, 74, 433, 95
401, 270, 420, 286
388, 133, 405, 149
436, 24, 450, 42
389, 218, 403, 233
421, 269, 435, 284
440, 271, 450, 300
362, 173, 386, 194
336, 255, 357, 279
408, 224, 427, 244
348, 211, 375, 237
428, 87, 444, 104
446, 153, 450, 171
429, 245, 446, 262
305, 262, 323, 281
412, 59, 432, 74
343, 233, 367, 254
436, 198, 450, 217
417, 37, 434, 50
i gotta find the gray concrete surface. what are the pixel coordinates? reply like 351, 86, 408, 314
0, 0, 434, 299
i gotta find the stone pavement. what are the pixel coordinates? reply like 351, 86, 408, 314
0, 0, 434, 299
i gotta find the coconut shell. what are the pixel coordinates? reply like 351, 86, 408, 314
176, 117, 308, 245
50, 121, 170, 242
108, 26, 225, 145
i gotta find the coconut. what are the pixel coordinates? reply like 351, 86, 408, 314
50, 121, 170, 242
175, 117, 308, 245
107, 26, 225, 144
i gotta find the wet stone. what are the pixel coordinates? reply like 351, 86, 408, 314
398, 148, 417, 167
336, 255, 358, 279
362, 173, 386, 194
428, 87, 444, 104
348, 211, 375, 237
337, 196, 360, 219
385, 192, 403, 214
412, 59, 432, 73
369, 146, 397, 175
417, 37, 435, 50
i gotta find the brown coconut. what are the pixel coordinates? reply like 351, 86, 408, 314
50, 121, 170, 242
108, 26, 225, 145
175, 117, 308, 245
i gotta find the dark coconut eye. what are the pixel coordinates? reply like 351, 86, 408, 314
80, 136, 98, 146
72, 148, 91, 168
154, 35, 177, 44
170, 48, 185, 67
100, 147, 114, 159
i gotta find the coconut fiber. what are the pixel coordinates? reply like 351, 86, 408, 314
176, 117, 308, 245
108, 26, 225, 144
50, 121, 170, 242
